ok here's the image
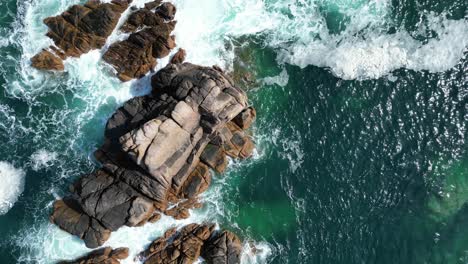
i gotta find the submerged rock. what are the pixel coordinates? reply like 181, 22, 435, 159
50, 62, 256, 248
30, 0, 131, 71
103, 2, 177, 81
138, 223, 242, 264
58, 247, 129, 264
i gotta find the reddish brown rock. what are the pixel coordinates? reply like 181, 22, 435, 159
31, 49, 64, 71
202, 230, 243, 264
170, 48, 186, 64
44, 0, 130, 57
31, 0, 131, 71
103, 2, 177, 81
164, 199, 202, 220
58, 247, 129, 264
139, 224, 242, 264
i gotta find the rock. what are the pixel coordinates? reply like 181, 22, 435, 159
179, 162, 211, 199
155, 2, 177, 20
164, 198, 202, 220
110, 247, 130, 260
31, 0, 131, 71
170, 48, 186, 64
144, 0, 162, 10
139, 224, 242, 264
148, 213, 161, 223
232, 107, 256, 130
50, 199, 111, 249
202, 231, 243, 264
103, 2, 177, 81
51, 63, 255, 248
58, 247, 129, 264
200, 144, 228, 174
31, 49, 64, 71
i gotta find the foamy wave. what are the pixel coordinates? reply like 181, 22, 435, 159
241, 241, 273, 264
171, 0, 467, 80
280, 14, 468, 80
30, 149, 58, 171
0, 161, 26, 215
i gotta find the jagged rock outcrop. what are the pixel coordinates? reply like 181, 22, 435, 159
58, 247, 129, 264
50, 62, 256, 248
138, 223, 242, 264
31, 49, 65, 71
31, 0, 132, 71
103, 1, 177, 81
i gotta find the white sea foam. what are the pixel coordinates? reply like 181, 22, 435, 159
15, 184, 272, 264
171, 0, 467, 79
30, 149, 58, 171
280, 14, 468, 79
0, 161, 26, 215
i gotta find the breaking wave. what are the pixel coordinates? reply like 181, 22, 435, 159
0, 161, 26, 215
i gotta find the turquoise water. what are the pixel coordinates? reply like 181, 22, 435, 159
0, 0, 467, 263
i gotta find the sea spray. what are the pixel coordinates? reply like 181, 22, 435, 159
0, 161, 26, 215
171, 0, 468, 80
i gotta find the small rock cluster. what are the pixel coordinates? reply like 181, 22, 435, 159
31, 0, 132, 71
139, 224, 242, 264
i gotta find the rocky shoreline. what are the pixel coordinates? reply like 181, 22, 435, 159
32, 1, 257, 263
60, 224, 243, 264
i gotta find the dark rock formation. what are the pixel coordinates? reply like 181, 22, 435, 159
58, 247, 129, 264
31, 0, 132, 71
103, 2, 177, 81
138, 223, 242, 264
50, 62, 256, 248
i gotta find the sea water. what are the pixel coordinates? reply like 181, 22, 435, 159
0, 0, 467, 263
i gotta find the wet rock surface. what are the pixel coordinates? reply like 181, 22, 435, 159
138, 223, 242, 264
50, 62, 256, 248
31, 0, 177, 81
31, 49, 65, 71
30, 0, 132, 71
58, 247, 129, 264
103, 2, 177, 81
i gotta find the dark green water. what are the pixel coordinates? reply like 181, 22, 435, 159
0, 0, 467, 263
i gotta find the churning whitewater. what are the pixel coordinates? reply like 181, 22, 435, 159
0, 162, 25, 215
0, 0, 466, 263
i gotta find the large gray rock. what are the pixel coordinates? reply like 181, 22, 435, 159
50, 63, 255, 248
